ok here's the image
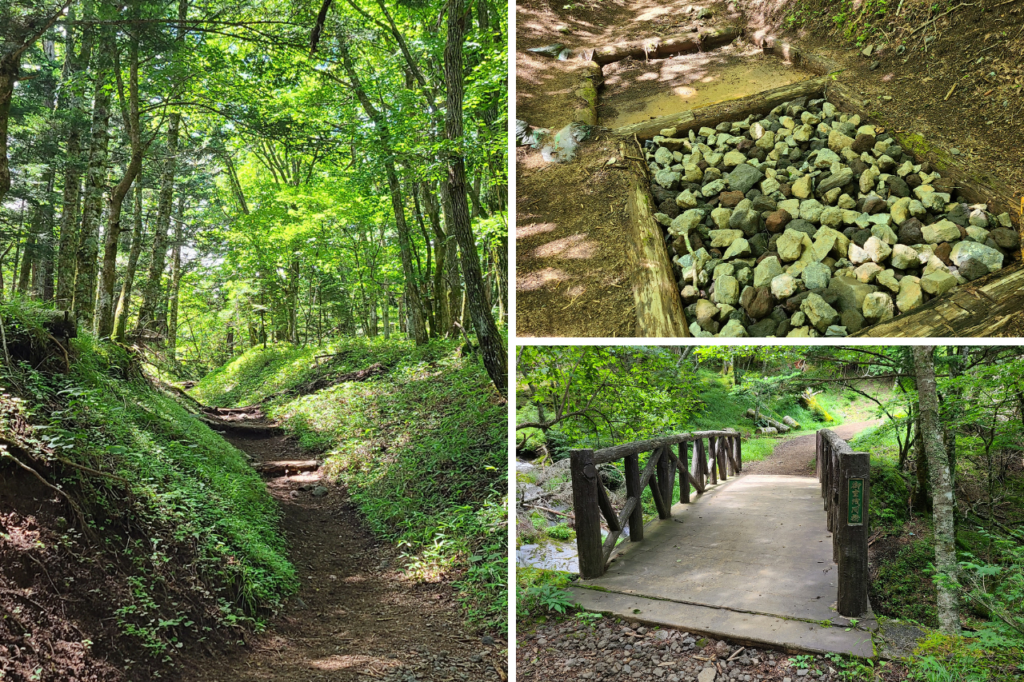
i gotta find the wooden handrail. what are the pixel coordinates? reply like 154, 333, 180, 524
816, 428, 871, 617
570, 429, 742, 578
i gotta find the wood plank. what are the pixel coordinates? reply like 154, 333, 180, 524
621, 141, 691, 338
678, 441, 690, 503
613, 76, 829, 141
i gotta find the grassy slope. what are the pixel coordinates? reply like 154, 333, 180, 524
194, 337, 508, 632
0, 301, 295, 675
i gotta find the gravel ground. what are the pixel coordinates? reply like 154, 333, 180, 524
517, 618, 908, 681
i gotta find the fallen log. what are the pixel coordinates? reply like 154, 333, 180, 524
745, 409, 790, 433
590, 26, 742, 65
201, 405, 263, 415
253, 460, 319, 475
198, 416, 280, 434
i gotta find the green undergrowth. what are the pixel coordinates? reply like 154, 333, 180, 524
195, 337, 508, 633
0, 300, 295, 665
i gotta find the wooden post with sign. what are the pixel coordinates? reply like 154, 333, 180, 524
837, 448, 870, 616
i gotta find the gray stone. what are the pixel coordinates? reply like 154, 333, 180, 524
841, 309, 865, 333
817, 168, 854, 195
799, 199, 825, 224
792, 175, 813, 199
829, 276, 873, 313
825, 325, 848, 337
862, 292, 895, 322
890, 244, 918, 270
922, 219, 961, 244
959, 258, 989, 282
312, 486, 329, 498
949, 240, 1004, 274
718, 319, 748, 337
723, 238, 752, 260
754, 256, 784, 288
770, 273, 798, 299
862, 236, 892, 263
990, 227, 1020, 250
728, 164, 764, 194
676, 189, 699, 209
802, 262, 832, 290
711, 207, 733, 230
669, 209, 704, 236
920, 270, 957, 297
896, 277, 923, 313
714, 275, 740, 305
709, 229, 744, 248
655, 147, 673, 165
698, 668, 717, 682
777, 229, 805, 261
801, 293, 839, 332
655, 169, 682, 189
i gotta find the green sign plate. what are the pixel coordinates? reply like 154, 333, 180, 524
848, 478, 865, 526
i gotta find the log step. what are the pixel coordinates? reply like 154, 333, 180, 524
253, 460, 319, 475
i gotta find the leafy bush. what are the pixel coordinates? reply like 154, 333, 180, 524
516, 568, 574, 620
873, 537, 938, 627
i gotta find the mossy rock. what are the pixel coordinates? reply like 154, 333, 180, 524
598, 463, 625, 491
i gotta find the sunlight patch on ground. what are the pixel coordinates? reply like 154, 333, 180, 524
517, 221, 559, 239
517, 267, 569, 291
531, 234, 600, 260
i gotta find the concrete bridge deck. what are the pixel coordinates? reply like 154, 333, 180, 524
570, 474, 877, 657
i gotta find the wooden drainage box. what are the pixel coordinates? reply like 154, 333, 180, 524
605, 42, 1024, 338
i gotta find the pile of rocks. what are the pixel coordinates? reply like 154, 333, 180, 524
645, 97, 1019, 337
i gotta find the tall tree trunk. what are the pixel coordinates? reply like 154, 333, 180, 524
96, 26, 143, 337
912, 345, 960, 635
113, 184, 144, 341
441, 0, 507, 395
338, 40, 427, 346
72, 49, 112, 322
912, 418, 932, 512
55, 0, 95, 309
167, 220, 183, 353
136, 113, 179, 333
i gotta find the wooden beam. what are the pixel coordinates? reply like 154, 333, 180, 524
570, 449, 606, 579
612, 76, 829, 141
252, 460, 318, 475
620, 140, 691, 338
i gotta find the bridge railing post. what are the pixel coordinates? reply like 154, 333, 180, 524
837, 448, 870, 617
569, 449, 605, 579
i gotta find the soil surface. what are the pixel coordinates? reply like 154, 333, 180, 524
180, 428, 507, 682
517, 616, 910, 681
743, 420, 882, 477
515, 0, 1024, 338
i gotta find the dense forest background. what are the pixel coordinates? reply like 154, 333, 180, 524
0, 0, 507, 389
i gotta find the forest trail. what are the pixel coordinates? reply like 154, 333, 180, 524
743, 420, 882, 477
182, 424, 506, 682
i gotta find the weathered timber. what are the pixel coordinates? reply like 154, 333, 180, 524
657, 444, 674, 512
592, 430, 736, 464
855, 261, 1024, 337
648, 449, 672, 519
202, 405, 262, 415
709, 437, 718, 486
817, 429, 871, 617
199, 415, 280, 434
678, 441, 690, 503
624, 453, 644, 542
825, 80, 1021, 233
591, 26, 741, 65
252, 460, 319, 475
838, 449, 871, 617
620, 141, 691, 338
596, 478, 621, 531
613, 76, 829, 141
758, 39, 843, 77
571, 449, 606, 578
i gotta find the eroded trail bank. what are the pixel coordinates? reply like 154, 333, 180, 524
183, 428, 506, 682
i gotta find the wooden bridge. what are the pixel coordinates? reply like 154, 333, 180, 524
567, 428, 876, 657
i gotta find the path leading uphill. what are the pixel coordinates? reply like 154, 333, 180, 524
181, 414, 507, 682
742, 420, 883, 477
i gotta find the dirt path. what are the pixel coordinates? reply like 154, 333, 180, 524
742, 420, 882, 477
182, 428, 506, 682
